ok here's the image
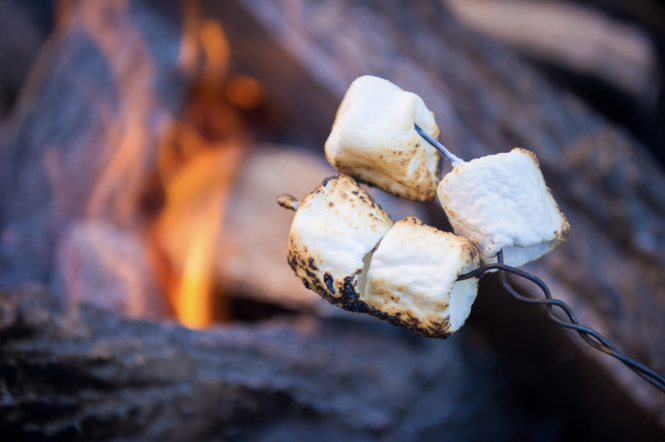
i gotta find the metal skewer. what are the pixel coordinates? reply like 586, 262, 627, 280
457, 250, 665, 394
414, 123, 465, 167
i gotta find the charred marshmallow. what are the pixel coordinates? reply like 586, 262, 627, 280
287, 175, 393, 309
325, 76, 441, 202
363, 217, 480, 338
438, 148, 570, 267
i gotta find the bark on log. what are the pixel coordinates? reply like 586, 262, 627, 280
205, 0, 665, 421
0, 284, 535, 441
2, 284, 664, 441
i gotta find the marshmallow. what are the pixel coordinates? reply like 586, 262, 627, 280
363, 217, 480, 338
325, 76, 441, 201
438, 148, 570, 267
287, 174, 393, 309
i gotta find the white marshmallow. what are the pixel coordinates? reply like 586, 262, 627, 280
363, 216, 480, 338
438, 148, 570, 267
325, 76, 441, 201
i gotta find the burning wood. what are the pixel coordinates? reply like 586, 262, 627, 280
148, 12, 262, 327
0, 0, 201, 314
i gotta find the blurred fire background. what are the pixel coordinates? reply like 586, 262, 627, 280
1, 0, 665, 441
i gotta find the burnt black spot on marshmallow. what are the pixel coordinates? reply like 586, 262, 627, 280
324, 272, 335, 294
341, 275, 358, 300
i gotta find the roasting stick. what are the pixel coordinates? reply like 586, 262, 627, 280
414, 123, 465, 167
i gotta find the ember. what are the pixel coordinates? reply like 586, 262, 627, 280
1, 0, 665, 440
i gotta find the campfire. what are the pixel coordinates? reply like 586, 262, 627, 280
1, 0, 665, 440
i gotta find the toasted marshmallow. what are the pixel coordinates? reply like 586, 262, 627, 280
438, 148, 570, 267
325, 76, 441, 202
363, 216, 480, 338
288, 174, 394, 309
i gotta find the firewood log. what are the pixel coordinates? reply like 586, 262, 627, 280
3, 284, 663, 441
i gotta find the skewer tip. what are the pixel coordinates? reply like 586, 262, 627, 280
277, 194, 300, 211
414, 123, 465, 166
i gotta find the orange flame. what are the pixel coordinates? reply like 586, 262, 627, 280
226, 75, 266, 110
200, 20, 230, 92
175, 199, 220, 327
58, 0, 255, 326
152, 16, 249, 328
155, 145, 243, 328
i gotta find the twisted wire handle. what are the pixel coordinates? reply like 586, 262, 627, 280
457, 250, 665, 393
